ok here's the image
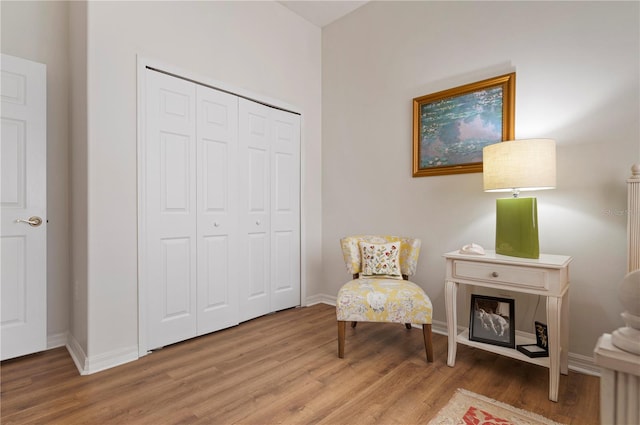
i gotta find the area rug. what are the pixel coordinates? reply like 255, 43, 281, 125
428, 389, 565, 425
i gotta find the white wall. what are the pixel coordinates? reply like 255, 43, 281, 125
322, 1, 639, 359
1, 0, 71, 346
68, 0, 89, 358
83, 1, 322, 365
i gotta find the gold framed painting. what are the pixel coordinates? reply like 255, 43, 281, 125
412, 73, 515, 177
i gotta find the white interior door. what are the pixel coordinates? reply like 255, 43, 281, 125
270, 109, 300, 311
145, 70, 197, 349
238, 99, 271, 321
1, 54, 47, 361
196, 85, 239, 334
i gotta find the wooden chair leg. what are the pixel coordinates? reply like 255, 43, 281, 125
338, 321, 346, 358
404, 323, 412, 329
351, 321, 357, 328
422, 323, 434, 363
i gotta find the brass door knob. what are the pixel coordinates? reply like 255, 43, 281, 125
16, 216, 43, 227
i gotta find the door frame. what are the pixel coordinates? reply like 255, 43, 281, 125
136, 56, 306, 357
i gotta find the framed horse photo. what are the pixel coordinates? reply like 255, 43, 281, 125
469, 294, 515, 348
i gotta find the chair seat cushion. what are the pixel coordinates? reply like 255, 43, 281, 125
336, 278, 432, 324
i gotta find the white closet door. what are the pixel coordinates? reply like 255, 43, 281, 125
1, 54, 47, 361
142, 67, 302, 349
270, 109, 300, 311
196, 85, 239, 334
238, 99, 271, 321
145, 70, 197, 349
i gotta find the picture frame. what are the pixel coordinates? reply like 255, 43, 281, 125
535, 321, 548, 350
412, 73, 515, 177
517, 321, 549, 357
517, 344, 549, 358
469, 294, 515, 348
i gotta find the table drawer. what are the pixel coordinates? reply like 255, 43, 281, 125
453, 260, 549, 289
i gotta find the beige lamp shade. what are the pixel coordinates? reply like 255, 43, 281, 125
483, 139, 556, 192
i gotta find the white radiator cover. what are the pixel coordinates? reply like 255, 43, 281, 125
595, 334, 640, 425
594, 164, 640, 425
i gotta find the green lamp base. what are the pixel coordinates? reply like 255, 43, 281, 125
495, 197, 539, 259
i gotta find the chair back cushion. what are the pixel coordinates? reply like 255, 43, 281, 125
340, 235, 421, 277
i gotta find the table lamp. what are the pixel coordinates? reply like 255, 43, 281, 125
483, 139, 556, 259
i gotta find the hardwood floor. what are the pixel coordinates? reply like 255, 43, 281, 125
1, 303, 599, 424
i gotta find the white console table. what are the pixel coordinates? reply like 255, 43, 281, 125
444, 250, 572, 402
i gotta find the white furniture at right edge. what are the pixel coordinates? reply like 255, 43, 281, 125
444, 250, 572, 402
594, 333, 640, 425
593, 164, 640, 425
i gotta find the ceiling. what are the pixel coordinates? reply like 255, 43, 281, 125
278, 1, 369, 27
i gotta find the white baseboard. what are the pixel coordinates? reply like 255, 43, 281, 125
568, 352, 600, 376
305, 293, 336, 306
83, 345, 139, 375
66, 332, 89, 375
310, 297, 600, 376
47, 331, 68, 349
431, 319, 448, 336
64, 333, 138, 375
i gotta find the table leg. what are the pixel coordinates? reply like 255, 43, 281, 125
547, 295, 561, 402
445, 280, 458, 367
560, 289, 569, 375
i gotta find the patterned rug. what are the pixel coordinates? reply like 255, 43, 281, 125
428, 389, 565, 425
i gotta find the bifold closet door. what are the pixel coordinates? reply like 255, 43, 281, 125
145, 70, 240, 349
145, 70, 198, 349
270, 108, 301, 312
238, 99, 300, 322
144, 68, 300, 349
195, 85, 240, 335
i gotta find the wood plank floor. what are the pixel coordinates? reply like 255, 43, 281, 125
1, 303, 599, 424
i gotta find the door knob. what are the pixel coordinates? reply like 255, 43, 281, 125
16, 216, 43, 227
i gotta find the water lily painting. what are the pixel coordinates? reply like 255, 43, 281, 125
412, 73, 515, 177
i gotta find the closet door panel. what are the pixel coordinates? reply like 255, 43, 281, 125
196, 85, 239, 334
273, 230, 294, 296
248, 234, 268, 296
200, 235, 231, 318
271, 110, 300, 311
161, 238, 192, 317
239, 99, 270, 321
146, 70, 197, 349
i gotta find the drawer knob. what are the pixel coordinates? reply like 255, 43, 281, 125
491, 271, 499, 278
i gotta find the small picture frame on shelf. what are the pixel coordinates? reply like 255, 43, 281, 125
469, 294, 515, 348
517, 321, 549, 358
535, 321, 548, 350
517, 344, 549, 358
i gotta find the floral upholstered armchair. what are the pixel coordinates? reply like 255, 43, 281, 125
336, 235, 434, 362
